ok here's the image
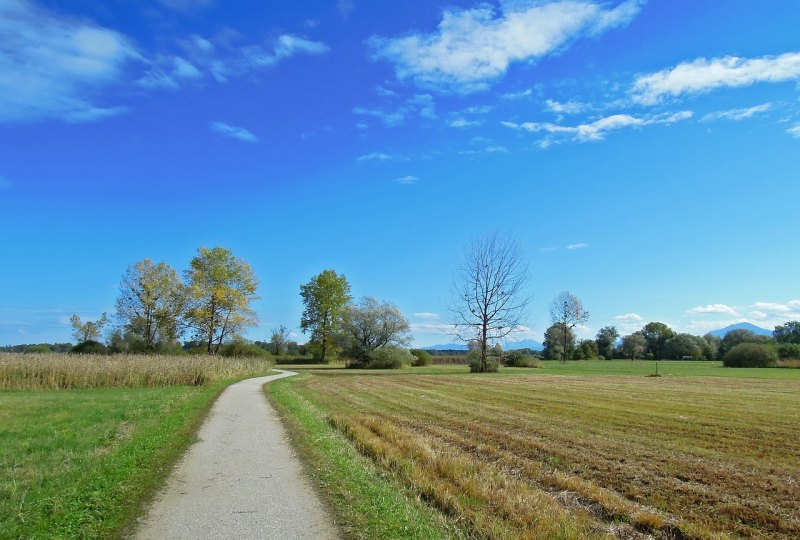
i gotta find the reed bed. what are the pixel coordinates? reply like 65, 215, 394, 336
295, 372, 800, 539
0, 353, 273, 390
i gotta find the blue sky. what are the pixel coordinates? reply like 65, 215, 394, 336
1, 0, 800, 346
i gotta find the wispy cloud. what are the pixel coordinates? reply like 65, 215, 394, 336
701, 103, 772, 122
414, 312, 440, 319
210, 121, 258, 142
566, 243, 588, 250
396, 175, 418, 185
545, 99, 590, 115
503, 110, 692, 146
615, 313, 643, 322
357, 151, 395, 162
449, 118, 482, 128
353, 94, 435, 127
686, 304, 741, 316
787, 123, 800, 138
0, 0, 140, 123
337, 0, 355, 18
631, 52, 800, 105
502, 88, 533, 100
369, 0, 645, 93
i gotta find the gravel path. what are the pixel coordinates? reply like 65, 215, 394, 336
133, 370, 339, 540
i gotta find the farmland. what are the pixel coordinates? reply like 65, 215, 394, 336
270, 364, 800, 539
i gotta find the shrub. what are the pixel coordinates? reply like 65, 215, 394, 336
71, 340, 108, 355
218, 339, 273, 359
503, 350, 539, 368
360, 347, 413, 369
723, 343, 777, 368
777, 343, 800, 359
468, 350, 500, 372
410, 349, 432, 367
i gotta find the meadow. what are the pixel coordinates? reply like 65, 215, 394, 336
269, 361, 800, 539
0, 353, 274, 538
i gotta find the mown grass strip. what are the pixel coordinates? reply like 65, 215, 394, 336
265, 373, 463, 540
1, 375, 267, 539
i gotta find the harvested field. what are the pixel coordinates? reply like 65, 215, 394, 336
293, 372, 800, 539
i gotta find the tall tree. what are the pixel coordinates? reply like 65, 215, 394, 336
300, 269, 351, 363
595, 326, 619, 359
641, 321, 675, 359
115, 259, 185, 349
184, 247, 259, 355
774, 321, 800, 344
268, 325, 290, 356
340, 296, 411, 360
621, 332, 647, 360
549, 291, 589, 363
70, 313, 108, 343
543, 323, 575, 360
450, 232, 529, 373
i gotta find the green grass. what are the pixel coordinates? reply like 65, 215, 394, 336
266, 373, 464, 540
0, 380, 237, 539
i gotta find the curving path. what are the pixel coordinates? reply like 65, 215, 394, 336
133, 370, 338, 540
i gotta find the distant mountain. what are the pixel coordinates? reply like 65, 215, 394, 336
421, 339, 543, 351
707, 322, 773, 338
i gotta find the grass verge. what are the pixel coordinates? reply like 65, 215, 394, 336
265, 373, 463, 540
1, 376, 262, 539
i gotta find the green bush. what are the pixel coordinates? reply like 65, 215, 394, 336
723, 343, 777, 368
409, 349, 432, 367
467, 350, 500, 372
361, 347, 413, 369
777, 343, 800, 359
503, 350, 539, 368
218, 339, 273, 359
71, 340, 108, 355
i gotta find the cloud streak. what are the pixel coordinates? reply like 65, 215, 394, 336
369, 0, 645, 93
210, 121, 258, 142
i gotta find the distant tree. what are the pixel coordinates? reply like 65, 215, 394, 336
595, 326, 619, 359
115, 259, 185, 349
543, 323, 575, 360
574, 339, 599, 360
702, 333, 722, 360
621, 332, 647, 360
70, 313, 108, 344
774, 321, 800, 344
663, 333, 704, 359
268, 325, 291, 355
719, 329, 771, 357
549, 291, 589, 363
641, 322, 675, 359
184, 247, 259, 355
340, 296, 411, 361
450, 233, 529, 373
300, 269, 351, 363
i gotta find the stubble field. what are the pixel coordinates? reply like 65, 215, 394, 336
281, 368, 800, 539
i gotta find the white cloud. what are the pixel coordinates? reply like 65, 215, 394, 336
353, 94, 435, 127
787, 123, 800, 138
701, 103, 772, 122
750, 300, 800, 317
615, 313, 643, 322
450, 118, 482, 128
485, 145, 509, 153
0, 175, 11, 190
631, 52, 800, 105
369, 0, 645, 93
503, 110, 692, 145
138, 56, 203, 89
357, 151, 394, 162
210, 121, 258, 142
414, 312, 440, 319
686, 304, 740, 316
566, 243, 588, 250
545, 99, 589, 115
396, 175, 418, 185
410, 322, 455, 334
0, 0, 141, 123
502, 88, 533, 100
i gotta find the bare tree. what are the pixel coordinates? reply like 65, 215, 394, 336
269, 325, 290, 355
549, 291, 589, 363
450, 233, 530, 372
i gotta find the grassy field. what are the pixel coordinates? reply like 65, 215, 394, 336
271, 362, 800, 539
0, 353, 274, 538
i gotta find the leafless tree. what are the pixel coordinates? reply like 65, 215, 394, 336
269, 325, 290, 355
549, 291, 589, 363
450, 232, 530, 372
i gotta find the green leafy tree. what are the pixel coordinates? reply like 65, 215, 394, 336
543, 323, 575, 360
300, 269, 351, 363
184, 247, 259, 355
115, 259, 185, 349
340, 296, 411, 362
621, 332, 647, 360
641, 321, 675, 359
595, 326, 619, 359
549, 291, 589, 363
663, 333, 704, 359
70, 313, 109, 344
574, 339, 599, 360
702, 333, 721, 359
774, 321, 800, 344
